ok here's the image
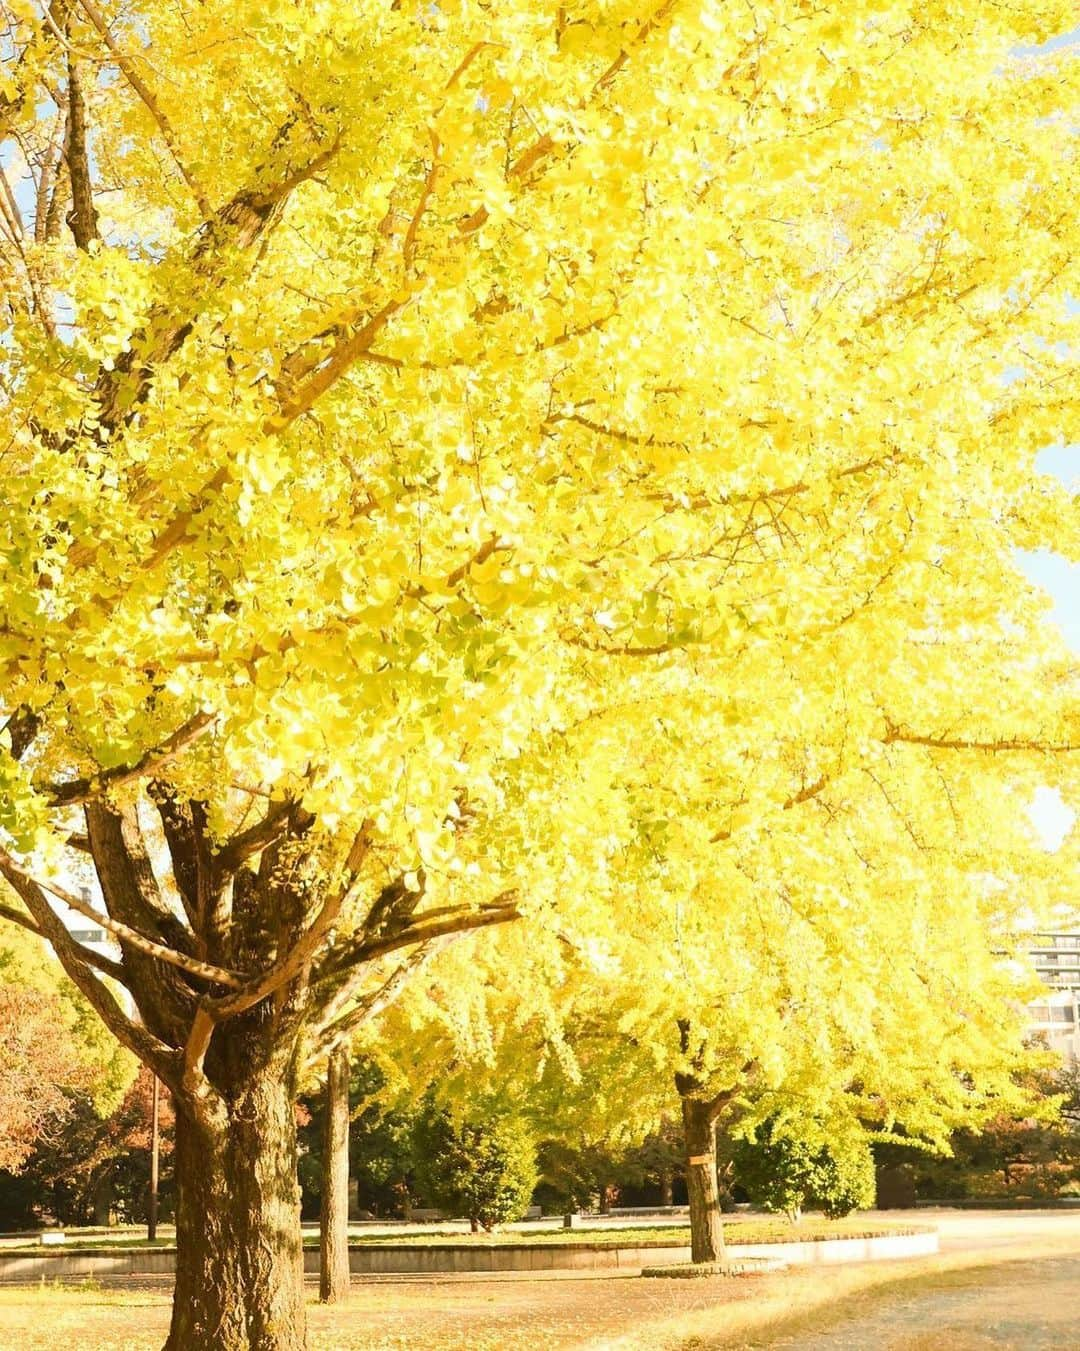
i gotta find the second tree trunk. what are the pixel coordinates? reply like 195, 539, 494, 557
681, 1095, 727, 1265
319, 1044, 351, 1303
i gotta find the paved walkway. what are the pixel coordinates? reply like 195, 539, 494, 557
762, 1253, 1080, 1349
5, 1210, 1080, 1349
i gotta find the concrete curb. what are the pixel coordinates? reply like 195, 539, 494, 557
0, 1228, 938, 1280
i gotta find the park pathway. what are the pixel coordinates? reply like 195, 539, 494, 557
760, 1253, 1080, 1350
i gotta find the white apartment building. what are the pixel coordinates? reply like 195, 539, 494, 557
1027, 933, 1080, 1062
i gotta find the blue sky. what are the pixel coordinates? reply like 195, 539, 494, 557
1018, 444, 1080, 651
1019, 447, 1077, 850
1015, 24, 1080, 56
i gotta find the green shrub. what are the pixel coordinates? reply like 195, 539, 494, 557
733, 1116, 875, 1221
412, 1102, 538, 1231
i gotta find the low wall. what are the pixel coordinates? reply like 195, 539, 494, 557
0, 1228, 937, 1280
729, 1230, 939, 1265
916, 1198, 1080, 1210
0, 1248, 178, 1280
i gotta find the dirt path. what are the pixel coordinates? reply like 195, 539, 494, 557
756, 1254, 1080, 1350
6, 1211, 1080, 1349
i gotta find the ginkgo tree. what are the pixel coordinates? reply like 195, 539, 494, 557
0, 0, 1077, 1347
376, 696, 1073, 1264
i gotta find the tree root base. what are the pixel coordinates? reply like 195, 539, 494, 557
641, 1257, 786, 1278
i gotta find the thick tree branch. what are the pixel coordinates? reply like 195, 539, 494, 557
306, 943, 438, 1068
0, 890, 126, 981
62, 51, 98, 249
273, 298, 404, 428
147, 788, 217, 938
180, 1006, 225, 1123
216, 798, 295, 872
7, 862, 244, 989
2, 706, 41, 761
206, 828, 375, 1021
0, 898, 42, 938
346, 893, 520, 969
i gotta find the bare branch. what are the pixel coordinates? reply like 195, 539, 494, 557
883, 721, 1079, 755
7, 861, 244, 989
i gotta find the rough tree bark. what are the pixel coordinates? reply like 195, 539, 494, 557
319, 1044, 352, 1303
167, 1056, 305, 1351
679, 1093, 726, 1264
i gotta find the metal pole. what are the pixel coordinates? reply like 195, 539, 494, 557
148, 1074, 160, 1242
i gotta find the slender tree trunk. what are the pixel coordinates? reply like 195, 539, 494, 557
91, 1170, 114, 1227
165, 1071, 306, 1351
148, 1074, 160, 1242
319, 1044, 351, 1303
681, 1096, 727, 1265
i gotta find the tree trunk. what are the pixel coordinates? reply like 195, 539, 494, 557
91, 1169, 114, 1227
660, 1171, 673, 1207
165, 1071, 306, 1351
319, 1044, 351, 1303
681, 1096, 727, 1265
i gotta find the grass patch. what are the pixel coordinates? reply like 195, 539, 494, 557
4, 1238, 1080, 1351
341, 1217, 926, 1247
7, 1216, 926, 1252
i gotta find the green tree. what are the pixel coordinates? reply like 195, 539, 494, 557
733, 1115, 876, 1223
298, 1058, 417, 1222
412, 1102, 537, 1232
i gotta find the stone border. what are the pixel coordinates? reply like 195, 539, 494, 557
0, 1228, 937, 1280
